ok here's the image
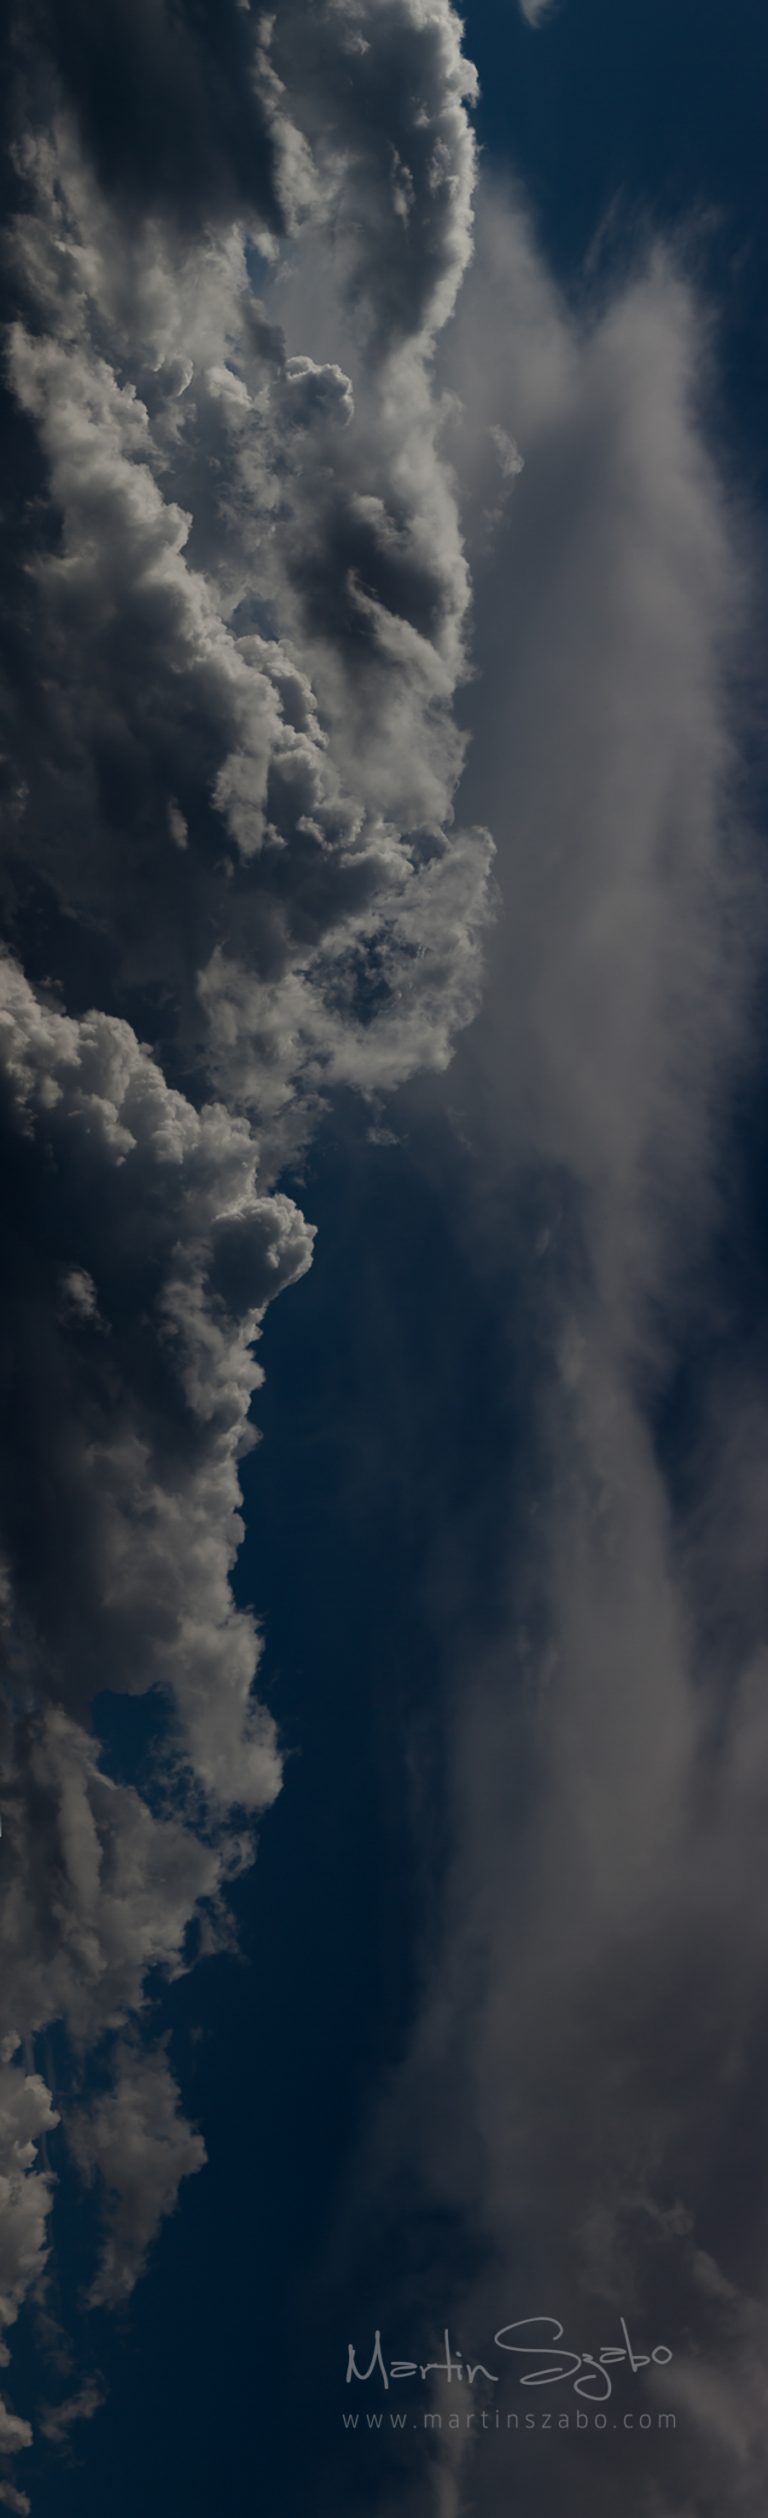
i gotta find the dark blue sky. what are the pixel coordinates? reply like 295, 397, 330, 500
467, 0, 768, 491
18, 4, 768, 2513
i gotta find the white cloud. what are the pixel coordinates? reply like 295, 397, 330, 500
0, 0, 494, 2477
350, 191, 768, 2518
7, 109, 492, 1164
444, 192, 752, 1336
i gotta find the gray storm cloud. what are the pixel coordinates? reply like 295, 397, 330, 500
0, 0, 493, 2481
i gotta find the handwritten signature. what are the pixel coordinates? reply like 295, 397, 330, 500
346, 2319, 673, 2403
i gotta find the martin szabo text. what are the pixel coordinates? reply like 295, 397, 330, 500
346, 2318, 674, 2404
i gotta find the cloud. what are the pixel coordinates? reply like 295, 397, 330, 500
0, 6, 758, 2513
0, 2411, 32, 2461
38, 2379, 105, 2448
0, 2483, 31, 2517
0, 0, 493, 2483
444, 194, 753, 1333
0, 2049, 59, 2373
1, 1710, 232, 2048
268, 0, 479, 351
69, 2045, 206, 2307
0, 951, 314, 1801
335, 191, 768, 2517
5, 95, 491, 1157
28, 0, 282, 232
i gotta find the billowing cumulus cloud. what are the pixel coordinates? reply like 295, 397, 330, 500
4, 77, 489, 1149
0, 0, 493, 2488
0, 951, 310, 1799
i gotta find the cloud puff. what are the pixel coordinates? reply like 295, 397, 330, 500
1, 1710, 232, 2049
69, 2044, 206, 2307
0, 2049, 59, 2371
268, 0, 478, 350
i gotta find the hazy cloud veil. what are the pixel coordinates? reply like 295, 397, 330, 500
350, 185, 768, 2518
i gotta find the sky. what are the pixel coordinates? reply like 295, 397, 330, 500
1, 3, 768, 2516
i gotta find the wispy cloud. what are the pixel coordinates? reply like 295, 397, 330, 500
341, 189, 767, 2518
